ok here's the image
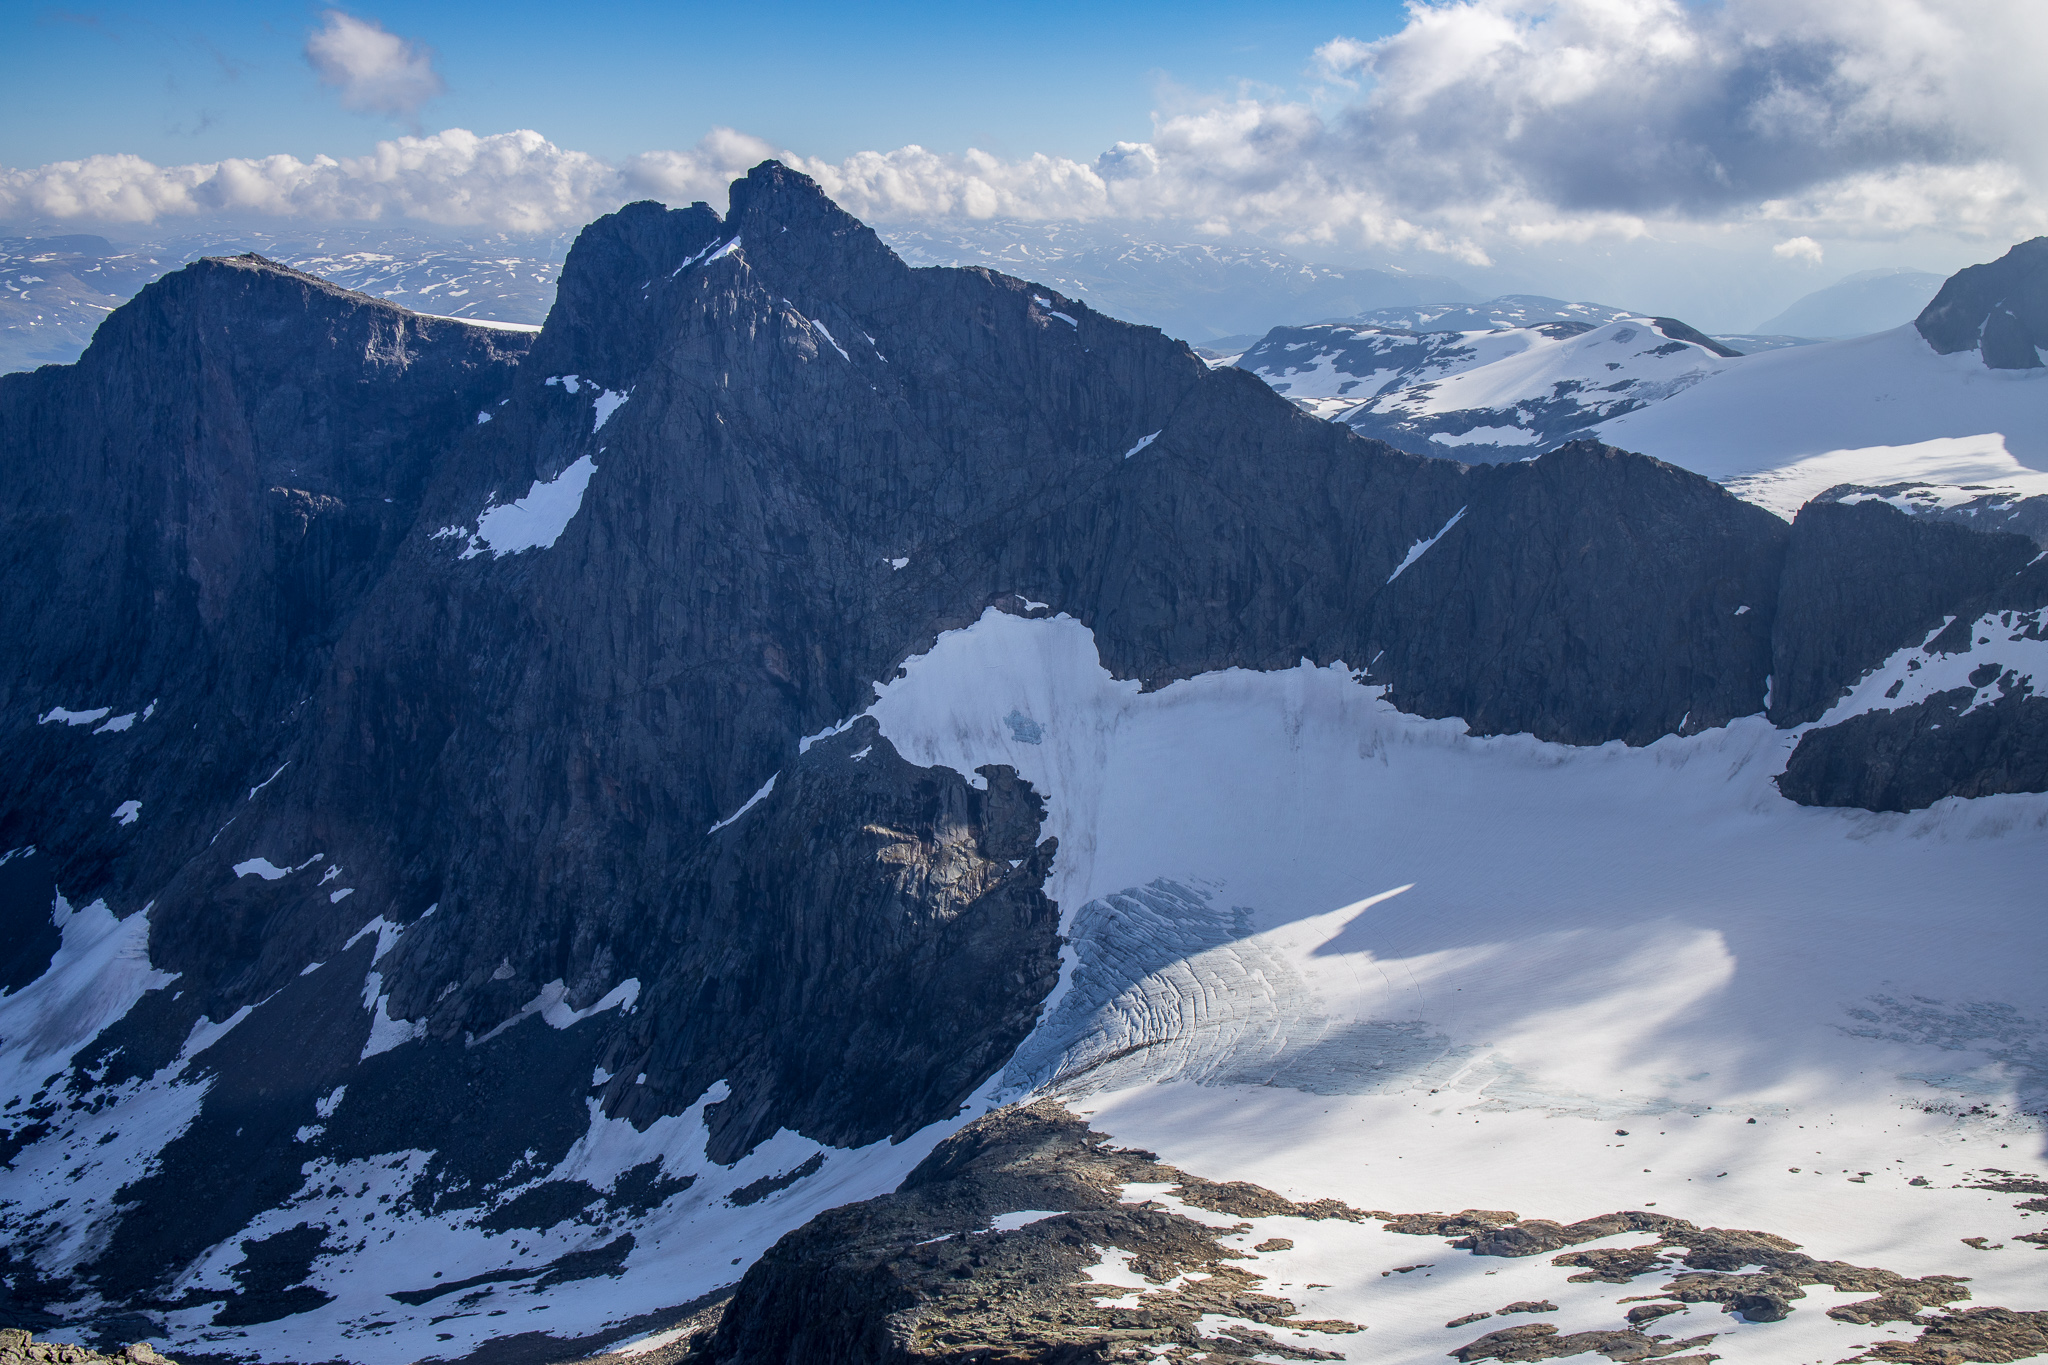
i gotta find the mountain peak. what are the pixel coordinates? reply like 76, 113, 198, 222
725, 159, 909, 301
1915, 235, 2048, 368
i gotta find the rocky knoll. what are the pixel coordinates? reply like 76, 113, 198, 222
692, 1102, 1368, 1364
0, 1333, 172, 1365
687, 1104, 2048, 1365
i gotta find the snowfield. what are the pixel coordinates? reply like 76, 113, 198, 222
862, 609, 2048, 1363
1597, 325, 2048, 503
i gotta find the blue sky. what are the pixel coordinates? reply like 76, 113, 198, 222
6, 1, 1411, 168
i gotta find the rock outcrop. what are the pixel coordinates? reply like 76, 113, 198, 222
1915, 236, 2048, 370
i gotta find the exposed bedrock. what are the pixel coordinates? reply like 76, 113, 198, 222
690, 1103, 2034, 1365
693, 1101, 1366, 1365
1915, 236, 2048, 370
1768, 499, 2039, 727
1774, 522, 2048, 810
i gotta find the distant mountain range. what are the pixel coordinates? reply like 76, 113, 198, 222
877, 219, 1475, 341
1233, 311, 1743, 461
1, 227, 562, 374
1754, 265, 1948, 337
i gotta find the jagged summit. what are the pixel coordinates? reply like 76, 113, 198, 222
1915, 234, 2048, 368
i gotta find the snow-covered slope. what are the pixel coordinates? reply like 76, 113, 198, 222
1596, 324, 2048, 497
1239, 315, 1738, 461
1335, 293, 1637, 332
707, 606, 2048, 1363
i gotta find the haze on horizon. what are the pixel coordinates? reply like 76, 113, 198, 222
4, 0, 2045, 331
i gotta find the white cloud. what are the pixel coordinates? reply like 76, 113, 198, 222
306, 10, 446, 120
1773, 236, 1825, 265
4, 0, 2043, 264
0, 130, 619, 233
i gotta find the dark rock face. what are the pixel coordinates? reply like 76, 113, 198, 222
1805, 483, 2048, 552
1778, 684, 2048, 812
0, 254, 532, 919
1915, 236, 2048, 369
1767, 499, 2039, 726
1775, 531, 2048, 811
608, 719, 1061, 1160
1365, 440, 1785, 745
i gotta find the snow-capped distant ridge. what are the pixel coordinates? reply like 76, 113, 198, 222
1236, 312, 1737, 462
1595, 324, 2048, 507
1325, 293, 1640, 333
1754, 265, 1945, 338
0, 224, 574, 376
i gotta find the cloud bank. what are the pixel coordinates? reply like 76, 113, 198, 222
305, 11, 446, 120
4, 0, 2042, 261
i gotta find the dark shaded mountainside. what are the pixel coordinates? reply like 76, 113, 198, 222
0, 163, 2044, 1349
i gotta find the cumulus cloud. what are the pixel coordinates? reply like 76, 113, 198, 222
5, 0, 2043, 259
1774, 236, 1825, 265
0, 129, 621, 233
306, 11, 446, 120
1317, 0, 2044, 229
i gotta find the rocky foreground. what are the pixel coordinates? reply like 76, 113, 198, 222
0, 1334, 172, 1365
664, 1102, 2048, 1365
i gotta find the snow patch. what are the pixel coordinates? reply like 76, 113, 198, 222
451, 455, 599, 559
232, 858, 290, 881
1123, 431, 1160, 459
1818, 608, 2048, 725
593, 388, 630, 431
248, 762, 289, 799
38, 706, 109, 727
1386, 507, 1467, 582
0, 894, 175, 1095
1429, 425, 1541, 448
111, 800, 140, 826
809, 318, 850, 361
708, 773, 777, 834
987, 1209, 1064, 1233
359, 974, 426, 1060
469, 978, 642, 1047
